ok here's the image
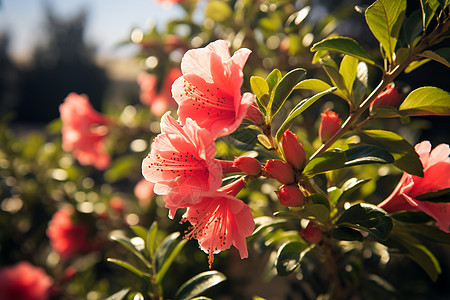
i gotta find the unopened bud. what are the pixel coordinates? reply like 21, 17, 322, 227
276, 184, 304, 207
264, 159, 295, 184
318, 109, 341, 143
282, 130, 306, 170
245, 99, 265, 125
300, 221, 323, 243
369, 83, 402, 111
233, 156, 261, 175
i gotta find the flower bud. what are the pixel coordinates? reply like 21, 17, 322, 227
300, 221, 323, 244
276, 184, 304, 207
233, 156, 261, 175
318, 109, 341, 143
245, 99, 265, 125
282, 130, 307, 170
369, 83, 402, 111
264, 159, 295, 184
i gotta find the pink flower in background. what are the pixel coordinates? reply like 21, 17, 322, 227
138, 68, 181, 116
60, 93, 110, 170
378, 141, 450, 232
318, 109, 341, 143
134, 179, 155, 207
47, 207, 97, 259
182, 178, 255, 268
0, 262, 53, 300
142, 112, 222, 218
172, 40, 255, 137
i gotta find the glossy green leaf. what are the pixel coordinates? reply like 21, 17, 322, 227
303, 204, 330, 222
438, 0, 450, 8
229, 125, 261, 145
320, 56, 348, 98
337, 203, 393, 240
399, 86, 450, 116
401, 223, 450, 245
252, 216, 289, 236
307, 193, 330, 210
107, 258, 145, 278
154, 232, 181, 274
174, 271, 227, 300
352, 62, 369, 106
365, 0, 406, 63
304, 145, 394, 177
147, 222, 158, 259
155, 239, 187, 284
415, 188, 450, 203
400, 10, 423, 47
391, 211, 434, 223
327, 187, 342, 206
294, 78, 333, 92
360, 129, 423, 177
205, 1, 232, 22
104, 155, 140, 183
338, 178, 371, 204
266, 69, 282, 92
418, 48, 450, 68
109, 233, 150, 267
276, 241, 308, 276
268, 68, 306, 119
331, 227, 364, 241
339, 55, 359, 98
275, 87, 336, 142
106, 288, 130, 300
420, 0, 440, 30
131, 226, 148, 241
404, 58, 431, 73
310, 36, 377, 65
250, 76, 270, 107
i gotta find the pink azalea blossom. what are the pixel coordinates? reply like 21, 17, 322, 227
142, 112, 222, 217
134, 179, 155, 207
138, 68, 181, 116
0, 262, 53, 300
182, 178, 255, 268
378, 141, 450, 232
60, 93, 110, 170
172, 40, 255, 137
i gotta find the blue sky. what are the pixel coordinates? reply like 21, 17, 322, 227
0, 0, 184, 60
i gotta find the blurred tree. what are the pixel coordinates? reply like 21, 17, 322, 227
16, 5, 108, 123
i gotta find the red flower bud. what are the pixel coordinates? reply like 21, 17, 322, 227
245, 99, 265, 125
233, 156, 262, 175
282, 130, 307, 170
276, 184, 304, 207
369, 83, 402, 111
264, 159, 295, 184
300, 221, 323, 243
318, 109, 341, 143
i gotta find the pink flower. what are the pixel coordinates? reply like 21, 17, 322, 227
378, 141, 450, 232
369, 83, 402, 111
60, 93, 110, 170
282, 130, 307, 170
318, 109, 341, 143
300, 221, 323, 244
134, 179, 155, 207
276, 184, 304, 207
138, 68, 181, 116
182, 178, 255, 268
263, 159, 296, 185
47, 207, 97, 259
233, 156, 262, 175
172, 40, 255, 137
245, 99, 265, 125
0, 262, 53, 300
142, 112, 222, 217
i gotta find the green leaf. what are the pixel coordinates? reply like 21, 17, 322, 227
154, 232, 181, 274
338, 178, 371, 204
320, 56, 348, 98
155, 239, 187, 284
337, 203, 393, 240
400, 10, 423, 47
268, 68, 306, 119
310, 36, 377, 65
339, 55, 359, 98
360, 129, 423, 177
106, 288, 130, 300
365, 0, 407, 63
415, 188, 450, 203
391, 211, 434, 223
307, 193, 330, 210
352, 62, 369, 106
404, 58, 431, 73
205, 1, 232, 22
399, 86, 450, 116
275, 87, 336, 142
174, 271, 226, 300
303, 204, 330, 222
418, 48, 450, 68
303, 145, 394, 177
147, 222, 158, 259
250, 76, 270, 107
331, 227, 364, 241
276, 241, 308, 276
131, 226, 148, 241
104, 155, 140, 183
109, 233, 150, 268
252, 216, 289, 236
266, 69, 282, 92
420, 0, 440, 30
107, 258, 145, 278
294, 78, 333, 92
229, 125, 261, 145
